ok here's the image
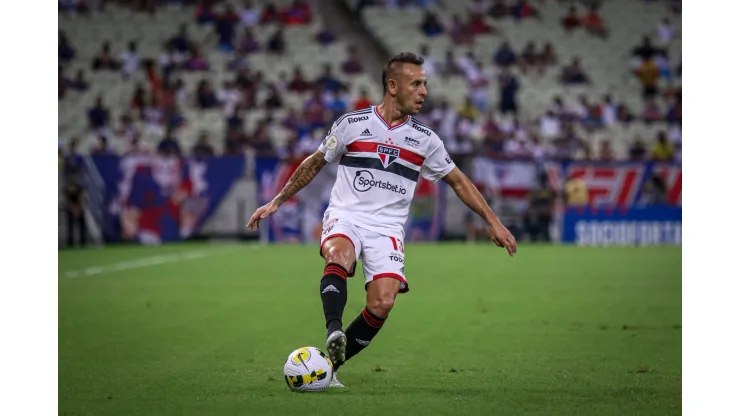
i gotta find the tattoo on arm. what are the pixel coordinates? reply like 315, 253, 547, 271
273, 152, 327, 205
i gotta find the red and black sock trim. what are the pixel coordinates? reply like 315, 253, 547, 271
361, 307, 386, 329
323, 263, 348, 280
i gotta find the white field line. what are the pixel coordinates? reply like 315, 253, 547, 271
61, 246, 255, 279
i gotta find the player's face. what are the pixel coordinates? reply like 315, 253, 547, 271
394, 64, 428, 115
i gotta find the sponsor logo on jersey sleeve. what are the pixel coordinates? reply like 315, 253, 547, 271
348, 116, 370, 124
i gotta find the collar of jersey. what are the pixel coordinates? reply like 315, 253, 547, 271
373, 106, 410, 131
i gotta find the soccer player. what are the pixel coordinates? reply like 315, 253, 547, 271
247, 52, 517, 387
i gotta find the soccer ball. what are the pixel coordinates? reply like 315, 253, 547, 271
283, 346, 334, 392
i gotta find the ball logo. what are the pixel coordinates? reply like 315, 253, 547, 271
290, 348, 312, 366
353, 170, 407, 195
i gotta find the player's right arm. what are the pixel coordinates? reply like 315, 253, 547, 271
246, 118, 349, 230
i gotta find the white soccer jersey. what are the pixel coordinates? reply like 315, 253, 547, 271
317, 106, 456, 239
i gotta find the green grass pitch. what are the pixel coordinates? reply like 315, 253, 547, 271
59, 242, 681, 415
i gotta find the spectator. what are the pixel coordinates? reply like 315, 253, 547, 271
465, 60, 489, 111
419, 44, 439, 78
62, 139, 86, 247
489, 0, 509, 19
598, 140, 615, 161
315, 23, 337, 45
159, 42, 187, 77
227, 105, 245, 130
260, 1, 279, 24
250, 122, 278, 158
239, 0, 261, 28
92, 41, 120, 71
224, 126, 247, 155
282, 107, 302, 131
638, 174, 668, 206
420, 10, 445, 37
59, 31, 76, 63
431, 99, 459, 140
88, 96, 110, 130
655, 52, 672, 80
228, 49, 250, 71
537, 42, 557, 69
657, 17, 675, 45
91, 135, 113, 155
170, 24, 193, 54
524, 173, 555, 242
267, 25, 286, 55
214, 3, 240, 52
650, 131, 674, 161
498, 67, 519, 115
561, 7, 581, 31
143, 95, 165, 137
582, 5, 608, 38
518, 42, 539, 74
71, 70, 90, 92
341, 46, 364, 75
634, 57, 660, 98
447, 134, 475, 170
600, 94, 617, 126
303, 88, 328, 130
216, 81, 242, 116
280, 0, 312, 25
440, 49, 463, 79
192, 131, 215, 159
326, 89, 349, 119
115, 113, 139, 143
617, 103, 635, 124
482, 129, 507, 159
560, 57, 590, 85
665, 91, 681, 123
539, 110, 561, 139
158, 131, 182, 156
130, 84, 147, 115
264, 83, 284, 110
467, 0, 489, 16
195, 0, 217, 25
458, 96, 479, 122
185, 45, 210, 71
196, 80, 218, 109
353, 89, 373, 110
468, 12, 495, 35
632, 36, 661, 62
289, 66, 311, 93
494, 42, 517, 68
58, 66, 71, 99
629, 138, 647, 161
119, 41, 140, 78
505, 133, 534, 160
642, 98, 663, 123
511, 0, 540, 20
314, 64, 345, 93
237, 29, 260, 55
447, 14, 473, 44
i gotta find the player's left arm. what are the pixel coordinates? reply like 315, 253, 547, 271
441, 168, 517, 256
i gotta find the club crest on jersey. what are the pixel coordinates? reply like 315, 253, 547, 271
377, 145, 400, 168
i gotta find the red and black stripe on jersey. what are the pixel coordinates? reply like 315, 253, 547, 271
340, 141, 426, 182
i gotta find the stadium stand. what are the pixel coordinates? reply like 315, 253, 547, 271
59, 0, 681, 162
59, 0, 382, 156
347, 0, 681, 161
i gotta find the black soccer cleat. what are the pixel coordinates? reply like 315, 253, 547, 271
325, 330, 347, 367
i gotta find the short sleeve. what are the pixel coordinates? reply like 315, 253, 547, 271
317, 120, 348, 163
421, 141, 456, 183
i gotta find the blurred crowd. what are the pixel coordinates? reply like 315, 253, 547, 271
59, 0, 682, 165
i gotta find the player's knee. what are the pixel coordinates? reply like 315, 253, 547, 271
367, 295, 395, 318
323, 244, 354, 270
